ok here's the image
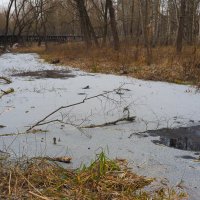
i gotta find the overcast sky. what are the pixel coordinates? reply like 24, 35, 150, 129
0, 0, 9, 7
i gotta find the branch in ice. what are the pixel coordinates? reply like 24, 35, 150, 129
81, 116, 136, 129
26, 86, 126, 132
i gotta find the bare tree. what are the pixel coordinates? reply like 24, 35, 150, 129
4, 0, 14, 49
74, 0, 99, 48
107, 0, 120, 50
139, 0, 153, 65
176, 0, 186, 53
1, 0, 200, 54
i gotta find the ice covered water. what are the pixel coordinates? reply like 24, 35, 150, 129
1, 53, 200, 199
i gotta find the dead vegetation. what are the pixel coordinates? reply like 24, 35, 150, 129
16, 42, 200, 86
82, 115, 135, 128
0, 88, 14, 98
0, 76, 14, 98
0, 77, 12, 84
0, 152, 187, 200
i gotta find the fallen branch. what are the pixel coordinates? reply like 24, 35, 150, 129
81, 116, 136, 128
26, 88, 122, 132
46, 156, 72, 163
0, 129, 48, 137
0, 77, 12, 84
128, 130, 149, 139
0, 88, 14, 98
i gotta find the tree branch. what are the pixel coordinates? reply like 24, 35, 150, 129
26, 88, 123, 132
81, 116, 136, 129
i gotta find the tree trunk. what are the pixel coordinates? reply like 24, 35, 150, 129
121, 0, 127, 38
176, 0, 186, 53
107, 0, 120, 50
152, 0, 160, 47
102, 0, 108, 46
75, 0, 99, 48
4, 0, 15, 50
130, 0, 135, 37
139, 0, 152, 65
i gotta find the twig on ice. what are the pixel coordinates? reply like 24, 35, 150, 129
0, 88, 14, 98
0, 76, 12, 84
26, 87, 124, 132
81, 116, 135, 128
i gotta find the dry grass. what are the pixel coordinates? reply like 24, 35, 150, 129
0, 152, 187, 200
16, 42, 200, 86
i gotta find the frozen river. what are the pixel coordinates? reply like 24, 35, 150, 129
0, 53, 200, 199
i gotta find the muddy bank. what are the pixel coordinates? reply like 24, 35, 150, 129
12, 69, 76, 79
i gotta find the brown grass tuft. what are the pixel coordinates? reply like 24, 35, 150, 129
0, 152, 187, 199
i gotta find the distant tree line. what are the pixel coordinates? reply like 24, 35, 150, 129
0, 0, 200, 54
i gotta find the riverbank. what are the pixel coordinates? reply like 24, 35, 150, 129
16, 43, 200, 86
0, 152, 187, 200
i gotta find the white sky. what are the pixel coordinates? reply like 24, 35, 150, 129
0, 0, 9, 8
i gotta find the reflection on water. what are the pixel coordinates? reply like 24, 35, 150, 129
148, 126, 200, 151
152, 136, 200, 151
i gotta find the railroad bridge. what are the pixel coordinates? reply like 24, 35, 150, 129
0, 35, 83, 45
